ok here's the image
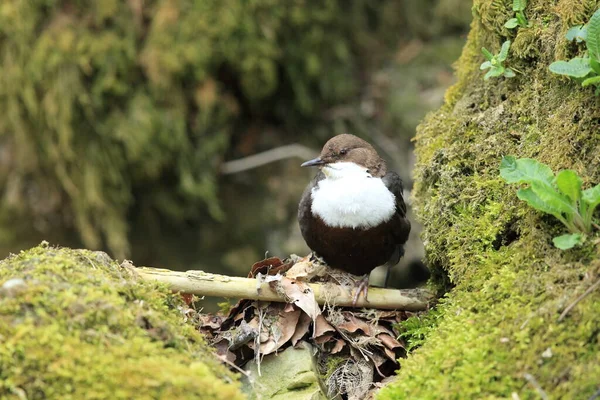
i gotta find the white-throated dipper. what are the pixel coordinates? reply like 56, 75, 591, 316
298, 134, 411, 304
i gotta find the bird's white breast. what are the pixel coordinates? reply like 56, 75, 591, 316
310, 162, 396, 229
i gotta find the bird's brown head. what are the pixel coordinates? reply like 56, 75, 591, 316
301, 134, 387, 177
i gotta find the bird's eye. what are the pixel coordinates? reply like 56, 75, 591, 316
339, 149, 348, 155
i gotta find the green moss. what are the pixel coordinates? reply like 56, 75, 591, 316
378, 0, 600, 398
0, 0, 409, 258
0, 243, 244, 399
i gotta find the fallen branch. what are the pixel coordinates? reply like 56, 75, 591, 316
133, 267, 431, 311
558, 277, 600, 322
220, 144, 317, 175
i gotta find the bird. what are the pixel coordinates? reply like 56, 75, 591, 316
297, 134, 411, 304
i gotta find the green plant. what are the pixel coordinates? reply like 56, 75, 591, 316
480, 40, 516, 80
566, 25, 587, 43
549, 8, 600, 94
397, 308, 442, 352
500, 156, 600, 249
504, 0, 529, 29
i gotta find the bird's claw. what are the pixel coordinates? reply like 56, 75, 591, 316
352, 275, 370, 306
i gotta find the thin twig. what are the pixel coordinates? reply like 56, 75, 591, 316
588, 388, 600, 400
220, 144, 317, 174
558, 278, 600, 322
592, 222, 600, 231
523, 373, 548, 400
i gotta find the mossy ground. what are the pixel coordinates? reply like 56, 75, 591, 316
379, 1, 600, 398
0, 243, 244, 399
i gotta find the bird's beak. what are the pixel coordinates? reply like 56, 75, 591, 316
301, 157, 325, 167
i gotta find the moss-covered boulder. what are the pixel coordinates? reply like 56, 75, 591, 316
0, 0, 411, 258
0, 243, 243, 399
379, 0, 600, 399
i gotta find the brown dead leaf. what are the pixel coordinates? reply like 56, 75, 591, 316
315, 314, 335, 337
271, 277, 321, 333
314, 332, 335, 344
338, 315, 374, 336
369, 351, 388, 369
383, 347, 397, 361
331, 339, 346, 354
199, 314, 222, 330
290, 312, 311, 346
254, 306, 302, 356
284, 303, 295, 312
276, 308, 301, 347
285, 258, 328, 280
248, 257, 293, 278
377, 333, 403, 351
260, 338, 278, 355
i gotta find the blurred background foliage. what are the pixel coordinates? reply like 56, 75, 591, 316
0, 0, 470, 279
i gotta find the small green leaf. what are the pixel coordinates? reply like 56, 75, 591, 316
555, 170, 582, 202
504, 68, 516, 78
516, 188, 561, 217
549, 58, 593, 78
513, 0, 527, 12
566, 25, 588, 42
582, 184, 600, 209
530, 181, 575, 215
590, 58, 600, 74
505, 18, 519, 29
582, 75, 600, 86
482, 47, 494, 61
480, 61, 492, 70
484, 67, 503, 80
586, 8, 600, 62
500, 156, 554, 185
516, 12, 528, 27
498, 40, 511, 62
552, 233, 584, 249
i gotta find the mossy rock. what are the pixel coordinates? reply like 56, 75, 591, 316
379, 0, 600, 399
0, 0, 410, 258
0, 243, 243, 399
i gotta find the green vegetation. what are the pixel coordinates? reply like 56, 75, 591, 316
378, 0, 600, 398
0, 0, 407, 258
0, 243, 243, 399
480, 40, 515, 79
500, 156, 600, 249
550, 8, 600, 94
397, 308, 442, 352
504, 0, 529, 29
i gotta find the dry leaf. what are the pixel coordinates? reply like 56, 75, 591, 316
377, 333, 403, 351
290, 312, 311, 346
285, 258, 328, 280
383, 347, 397, 361
248, 257, 292, 278
331, 339, 346, 354
199, 314, 222, 330
275, 308, 301, 350
314, 332, 335, 344
338, 315, 374, 336
315, 314, 335, 337
271, 277, 321, 334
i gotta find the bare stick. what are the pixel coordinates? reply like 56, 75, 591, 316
558, 278, 600, 322
523, 373, 548, 400
220, 144, 317, 175
133, 267, 431, 311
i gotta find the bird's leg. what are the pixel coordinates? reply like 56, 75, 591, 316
383, 265, 392, 288
352, 274, 370, 306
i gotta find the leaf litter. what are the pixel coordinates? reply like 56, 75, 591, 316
196, 254, 419, 399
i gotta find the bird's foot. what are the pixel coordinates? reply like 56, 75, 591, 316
352, 275, 370, 306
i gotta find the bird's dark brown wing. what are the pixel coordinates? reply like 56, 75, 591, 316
298, 171, 325, 242
382, 171, 411, 265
